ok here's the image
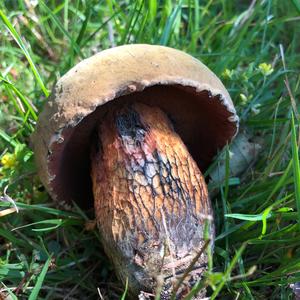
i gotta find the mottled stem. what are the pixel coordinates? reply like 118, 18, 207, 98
90, 103, 214, 299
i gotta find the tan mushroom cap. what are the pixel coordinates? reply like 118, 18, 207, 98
32, 44, 239, 208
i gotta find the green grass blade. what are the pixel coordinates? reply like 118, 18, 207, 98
225, 212, 273, 221
120, 1, 140, 44
120, 277, 128, 300
224, 145, 230, 200
0, 129, 18, 147
148, 0, 157, 21
261, 206, 273, 236
39, 1, 83, 58
81, 10, 120, 47
291, 113, 300, 223
0, 10, 49, 97
75, 3, 92, 46
263, 159, 293, 208
0, 227, 28, 248
210, 243, 247, 299
291, 0, 300, 14
125, 0, 144, 44
0, 282, 18, 300
28, 255, 53, 300
0, 76, 38, 121
159, 0, 183, 45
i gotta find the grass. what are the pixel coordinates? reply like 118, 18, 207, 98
0, 0, 299, 299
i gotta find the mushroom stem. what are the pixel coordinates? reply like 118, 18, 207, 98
90, 103, 214, 299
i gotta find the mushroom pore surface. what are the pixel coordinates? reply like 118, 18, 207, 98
50, 85, 237, 209
90, 102, 213, 299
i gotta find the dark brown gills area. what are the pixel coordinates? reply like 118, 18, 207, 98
90, 103, 214, 299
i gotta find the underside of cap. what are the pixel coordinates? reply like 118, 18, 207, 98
32, 44, 239, 208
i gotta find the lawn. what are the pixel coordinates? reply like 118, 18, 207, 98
0, 1, 300, 299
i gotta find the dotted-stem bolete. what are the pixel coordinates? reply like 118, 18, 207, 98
33, 44, 239, 299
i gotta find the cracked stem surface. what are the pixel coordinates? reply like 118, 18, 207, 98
90, 102, 214, 299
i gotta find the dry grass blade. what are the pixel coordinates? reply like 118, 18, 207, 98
0, 207, 17, 217
170, 239, 211, 300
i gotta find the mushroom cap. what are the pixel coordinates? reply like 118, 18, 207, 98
32, 44, 239, 208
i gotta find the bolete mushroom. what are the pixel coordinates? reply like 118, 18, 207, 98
32, 44, 238, 299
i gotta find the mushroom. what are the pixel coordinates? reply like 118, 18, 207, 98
32, 44, 238, 299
